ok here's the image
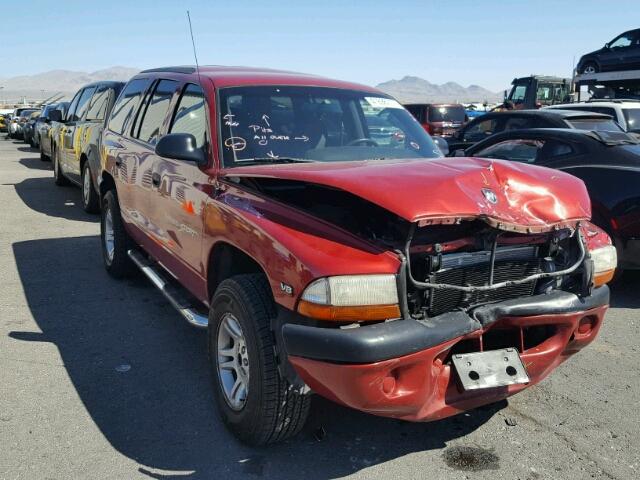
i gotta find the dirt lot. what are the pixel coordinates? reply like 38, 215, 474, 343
1, 136, 639, 480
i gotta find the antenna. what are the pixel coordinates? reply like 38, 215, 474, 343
186, 10, 203, 85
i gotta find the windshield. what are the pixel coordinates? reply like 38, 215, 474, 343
623, 109, 640, 132
567, 118, 623, 132
427, 105, 466, 123
218, 86, 441, 167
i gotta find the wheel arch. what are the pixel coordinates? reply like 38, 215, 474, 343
206, 241, 270, 302
99, 171, 116, 198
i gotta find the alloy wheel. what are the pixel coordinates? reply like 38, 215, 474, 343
216, 313, 250, 411
103, 207, 115, 262
83, 167, 91, 207
584, 65, 597, 74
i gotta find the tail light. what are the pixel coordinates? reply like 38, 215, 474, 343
422, 123, 432, 134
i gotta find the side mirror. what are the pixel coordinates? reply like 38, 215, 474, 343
432, 136, 449, 157
503, 90, 508, 101
155, 133, 206, 165
454, 149, 466, 157
604, 42, 610, 49
48, 110, 62, 122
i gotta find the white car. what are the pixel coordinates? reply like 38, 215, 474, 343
545, 100, 640, 133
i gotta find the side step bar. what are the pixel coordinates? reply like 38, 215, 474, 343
127, 249, 208, 329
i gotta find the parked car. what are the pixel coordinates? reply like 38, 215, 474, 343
0, 111, 10, 132
8, 107, 39, 139
33, 104, 61, 149
49, 81, 124, 212
38, 102, 68, 161
22, 110, 42, 147
447, 109, 623, 154
465, 128, 640, 271
404, 103, 467, 136
577, 29, 640, 74
98, 66, 614, 446
545, 100, 640, 133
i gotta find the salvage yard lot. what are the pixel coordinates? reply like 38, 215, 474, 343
0, 137, 639, 479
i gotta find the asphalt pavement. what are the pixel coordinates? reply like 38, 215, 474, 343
0, 136, 638, 479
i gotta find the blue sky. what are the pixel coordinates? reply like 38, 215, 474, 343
1, 0, 638, 91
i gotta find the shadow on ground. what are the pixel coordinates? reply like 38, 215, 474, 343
19, 157, 51, 171
609, 271, 640, 308
13, 176, 97, 223
11, 236, 503, 479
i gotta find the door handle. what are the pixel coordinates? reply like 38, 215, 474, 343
152, 172, 161, 187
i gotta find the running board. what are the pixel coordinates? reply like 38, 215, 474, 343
127, 249, 208, 329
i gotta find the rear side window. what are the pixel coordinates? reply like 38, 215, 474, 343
85, 86, 110, 121
567, 119, 622, 132
169, 84, 207, 148
108, 78, 151, 135
136, 80, 178, 145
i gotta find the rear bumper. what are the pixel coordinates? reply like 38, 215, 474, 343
283, 287, 609, 421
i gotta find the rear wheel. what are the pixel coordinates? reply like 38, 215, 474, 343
100, 189, 135, 278
209, 274, 311, 445
81, 163, 100, 213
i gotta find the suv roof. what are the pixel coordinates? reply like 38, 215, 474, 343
134, 65, 379, 92
548, 101, 640, 108
484, 109, 613, 120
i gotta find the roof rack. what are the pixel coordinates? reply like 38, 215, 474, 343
140, 66, 196, 74
586, 98, 640, 103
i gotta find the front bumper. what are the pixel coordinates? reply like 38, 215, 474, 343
283, 287, 609, 421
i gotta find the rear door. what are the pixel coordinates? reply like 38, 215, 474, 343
62, 86, 95, 182
148, 82, 210, 286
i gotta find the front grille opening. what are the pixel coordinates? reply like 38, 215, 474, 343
427, 258, 541, 316
444, 324, 558, 365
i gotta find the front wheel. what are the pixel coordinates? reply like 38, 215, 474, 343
100, 189, 135, 278
209, 274, 311, 445
53, 148, 69, 186
81, 163, 100, 213
582, 62, 599, 74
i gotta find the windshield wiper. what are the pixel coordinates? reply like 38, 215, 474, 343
235, 157, 316, 165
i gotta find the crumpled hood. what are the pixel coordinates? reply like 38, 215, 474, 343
224, 157, 591, 231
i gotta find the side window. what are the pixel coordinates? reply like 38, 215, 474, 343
503, 117, 535, 131
136, 80, 178, 145
476, 139, 544, 163
169, 84, 207, 148
65, 90, 82, 122
543, 140, 575, 160
71, 87, 96, 122
610, 34, 633, 49
108, 78, 152, 135
85, 87, 110, 121
463, 118, 498, 142
510, 86, 527, 104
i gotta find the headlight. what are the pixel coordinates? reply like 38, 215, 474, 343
590, 245, 617, 287
298, 274, 400, 322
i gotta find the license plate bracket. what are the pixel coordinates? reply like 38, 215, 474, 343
452, 348, 529, 390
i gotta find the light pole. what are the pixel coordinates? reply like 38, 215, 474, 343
0, 86, 4, 107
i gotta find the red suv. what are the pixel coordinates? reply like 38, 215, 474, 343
404, 103, 468, 136
99, 66, 615, 445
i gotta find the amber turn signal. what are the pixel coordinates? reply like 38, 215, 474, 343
297, 300, 401, 322
593, 269, 615, 287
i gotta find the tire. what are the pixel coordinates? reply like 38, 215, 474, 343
53, 147, 69, 186
81, 163, 100, 213
582, 62, 599, 74
100, 189, 135, 278
209, 274, 311, 446
40, 149, 49, 161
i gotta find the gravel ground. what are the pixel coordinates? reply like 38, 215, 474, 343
1, 136, 638, 480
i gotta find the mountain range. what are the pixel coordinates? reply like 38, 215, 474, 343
376, 76, 502, 104
1, 68, 500, 105
0, 67, 140, 103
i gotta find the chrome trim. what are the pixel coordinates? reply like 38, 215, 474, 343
127, 249, 208, 328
